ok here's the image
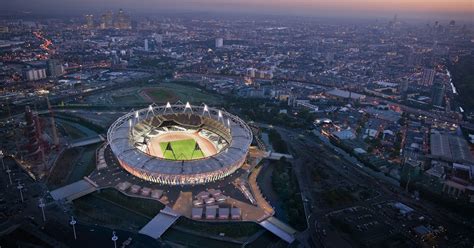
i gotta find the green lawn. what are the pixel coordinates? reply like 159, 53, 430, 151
143, 82, 224, 104
159, 138, 204, 160
146, 88, 176, 102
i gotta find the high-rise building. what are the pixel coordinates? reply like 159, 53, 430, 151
101, 11, 114, 29
0, 26, 9, 33
421, 68, 435, 86
115, 9, 131, 29
399, 80, 409, 100
47, 59, 64, 78
247, 68, 256, 78
215, 38, 223, 48
431, 81, 446, 107
144, 39, 149, 51
84, 14, 94, 29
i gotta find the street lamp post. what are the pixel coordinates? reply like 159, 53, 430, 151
0, 150, 4, 170
112, 231, 118, 248
6, 167, 12, 185
17, 182, 24, 202
39, 198, 46, 222
70, 216, 77, 240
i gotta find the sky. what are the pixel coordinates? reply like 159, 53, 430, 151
2, 0, 473, 20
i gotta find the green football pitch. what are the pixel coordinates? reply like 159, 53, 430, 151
159, 138, 204, 160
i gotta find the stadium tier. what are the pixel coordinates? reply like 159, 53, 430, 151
107, 103, 253, 185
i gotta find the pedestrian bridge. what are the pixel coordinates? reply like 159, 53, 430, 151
139, 206, 180, 239
265, 151, 294, 160
259, 216, 296, 243
50, 178, 97, 202
68, 135, 105, 148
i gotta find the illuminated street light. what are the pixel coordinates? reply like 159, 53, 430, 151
0, 150, 4, 170
17, 181, 24, 202
112, 231, 118, 248
6, 166, 12, 185
39, 198, 46, 222
70, 216, 77, 240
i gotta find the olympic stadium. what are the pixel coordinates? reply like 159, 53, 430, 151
107, 102, 253, 185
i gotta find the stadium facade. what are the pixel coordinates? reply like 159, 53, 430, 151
107, 102, 253, 185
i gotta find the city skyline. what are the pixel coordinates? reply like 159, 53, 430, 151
2, 0, 473, 20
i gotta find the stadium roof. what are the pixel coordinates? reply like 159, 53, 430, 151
107, 103, 252, 175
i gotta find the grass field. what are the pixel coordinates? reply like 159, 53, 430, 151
159, 138, 204, 160
143, 82, 223, 104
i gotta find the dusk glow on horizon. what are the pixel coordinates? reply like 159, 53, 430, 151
2, 0, 473, 19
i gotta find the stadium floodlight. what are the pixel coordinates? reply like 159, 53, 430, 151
146, 105, 155, 119
218, 110, 224, 122
128, 119, 133, 133
184, 102, 193, 113
202, 104, 211, 117
164, 102, 173, 114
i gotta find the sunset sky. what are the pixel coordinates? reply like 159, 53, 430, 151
2, 0, 473, 19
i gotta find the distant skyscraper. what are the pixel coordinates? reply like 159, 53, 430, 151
101, 11, 114, 29
84, 14, 94, 29
215, 38, 223, 48
144, 39, 149, 51
421, 68, 435, 86
115, 9, 131, 29
431, 81, 445, 107
399, 81, 409, 99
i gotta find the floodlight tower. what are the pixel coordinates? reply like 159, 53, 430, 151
70, 216, 77, 240
145, 104, 155, 119
135, 110, 140, 122
128, 119, 133, 136
202, 104, 210, 116
164, 102, 173, 114
184, 102, 193, 114
218, 110, 224, 123
38, 198, 46, 222
112, 231, 118, 248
